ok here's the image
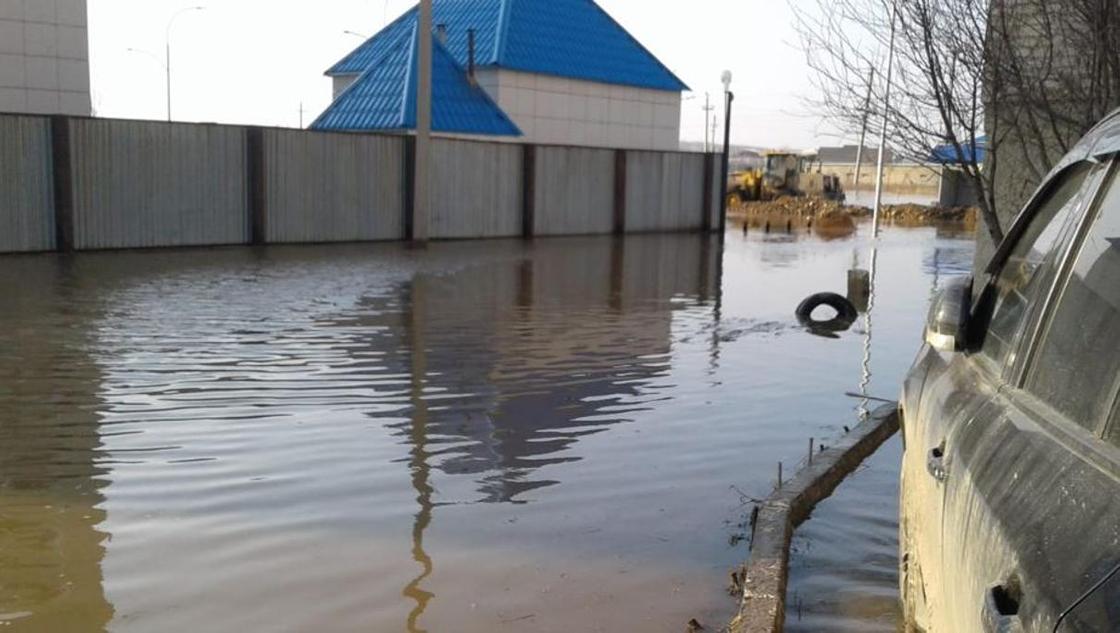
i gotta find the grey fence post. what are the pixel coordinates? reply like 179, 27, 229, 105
246, 127, 267, 245
702, 152, 715, 232
402, 136, 416, 241
521, 144, 536, 239
613, 149, 627, 235
49, 116, 74, 252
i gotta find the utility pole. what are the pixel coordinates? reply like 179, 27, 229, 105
165, 6, 205, 122
719, 71, 734, 233
298, 101, 305, 129
702, 92, 715, 153
872, 1, 898, 238
852, 66, 876, 201
413, 0, 433, 244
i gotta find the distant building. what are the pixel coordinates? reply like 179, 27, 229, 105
313, 0, 688, 151
816, 145, 941, 198
0, 0, 91, 116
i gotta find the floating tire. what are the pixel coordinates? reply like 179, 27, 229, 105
796, 292, 858, 332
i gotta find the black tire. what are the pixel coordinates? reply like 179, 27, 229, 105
795, 292, 858, 332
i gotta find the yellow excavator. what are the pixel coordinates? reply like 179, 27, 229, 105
727, 151, 845, 204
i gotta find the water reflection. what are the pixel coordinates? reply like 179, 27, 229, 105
325, 236, 720, 630
359, 238, 720, 508
404, 280, 435, 633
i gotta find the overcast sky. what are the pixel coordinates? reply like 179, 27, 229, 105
88, 0, 845, 149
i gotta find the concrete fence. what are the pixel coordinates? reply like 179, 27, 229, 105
0, 112, 723, 254
532, 146, 616, 236
260, 128, 405, 244
69, 119, 250, 250
429, 138, 523, 239
0, 115, 54, 252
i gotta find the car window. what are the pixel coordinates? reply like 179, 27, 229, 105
1027, 165, 1120, 432
978, 162, 1095, 370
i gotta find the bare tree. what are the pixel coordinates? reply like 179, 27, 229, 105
794, 0, 1120, 247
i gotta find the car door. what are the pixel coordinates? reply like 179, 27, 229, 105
940, 158, 1119, 633
903, 159, 1104, 632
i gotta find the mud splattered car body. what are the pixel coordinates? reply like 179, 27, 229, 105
900, 111, 1120, 632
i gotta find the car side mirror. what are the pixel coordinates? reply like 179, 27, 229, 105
925, 276, 973, 353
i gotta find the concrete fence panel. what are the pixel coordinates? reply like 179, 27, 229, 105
533, 146, 615, 236
70, 119, 249, 250
262, 129, 404, 243
429, 138, 522, 239
625, 151, 705, 233
680, 153, 706, 229
0, 115, 54, 252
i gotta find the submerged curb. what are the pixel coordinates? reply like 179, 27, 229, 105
728, 403, 900, 633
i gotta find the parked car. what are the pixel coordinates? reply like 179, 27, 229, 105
900, 111, 1120, 633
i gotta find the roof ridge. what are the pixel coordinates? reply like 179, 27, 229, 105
325, 6, 417, 77
400, 22, 419, 127
311, 25, 417, 129
493, 0, 511, 64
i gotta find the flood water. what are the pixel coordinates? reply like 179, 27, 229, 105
0, 222, 973, 632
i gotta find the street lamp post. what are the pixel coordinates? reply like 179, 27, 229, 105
719, 70, 734, 234
166, 6, 205, 122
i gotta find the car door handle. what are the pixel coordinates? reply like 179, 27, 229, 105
926, 445, 948, 482
982, 583, 1025, 633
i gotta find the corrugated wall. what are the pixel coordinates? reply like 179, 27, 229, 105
70, 119, 249, 250
624, 151, 705, 233
263, 129, 404, 243
533, 146, 615, 236
0, 115, 54, 252
429, 138, 522, 239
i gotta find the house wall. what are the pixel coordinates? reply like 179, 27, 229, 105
0, 0, 90, 116
819, 162, 943, 196
477, 68, 680, 151
326, 68, 683, 151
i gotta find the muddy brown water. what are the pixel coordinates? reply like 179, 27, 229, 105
0, 224, 973, 632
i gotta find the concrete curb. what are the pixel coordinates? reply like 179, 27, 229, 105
728, 403, 900, 633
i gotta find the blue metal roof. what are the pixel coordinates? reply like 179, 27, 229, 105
312, 24, 521, 135
327, 0, 688, 92
931, 136, 988, 165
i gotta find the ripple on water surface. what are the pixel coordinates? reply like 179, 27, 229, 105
0, 227, 973, 632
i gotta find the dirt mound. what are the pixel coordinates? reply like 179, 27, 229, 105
730, 196, 977, 228
732, 197, 865, 219
878, 204, 977, 226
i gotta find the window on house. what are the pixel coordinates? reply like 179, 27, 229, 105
977, 162, 1096, 370
1026, 163, 1120, 432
